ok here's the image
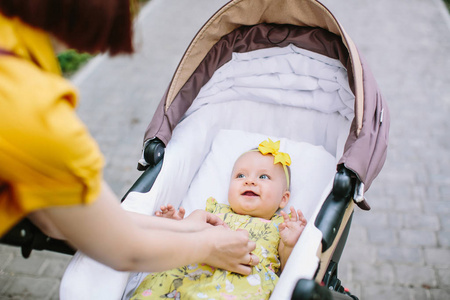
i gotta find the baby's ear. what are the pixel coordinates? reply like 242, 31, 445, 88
279, 191, 290, 209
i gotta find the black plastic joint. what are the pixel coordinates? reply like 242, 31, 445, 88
137, 138, 165, 170
332, 168, 354, 198
143, 138, 165, 166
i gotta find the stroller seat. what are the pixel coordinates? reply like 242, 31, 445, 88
62, 44, 355, 300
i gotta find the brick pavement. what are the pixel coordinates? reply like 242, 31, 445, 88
1, 0, 449, 299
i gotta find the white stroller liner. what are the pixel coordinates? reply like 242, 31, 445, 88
60, 45, 354, 300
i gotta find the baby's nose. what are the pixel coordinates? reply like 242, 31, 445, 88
244, 177, 256, 185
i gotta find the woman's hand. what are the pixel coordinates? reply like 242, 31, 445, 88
200, 227, 259, 275
185, 209, 227, 227
180, 210, 228, 231
155, 205, 228, 231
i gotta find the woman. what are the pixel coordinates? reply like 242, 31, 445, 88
0, 0, 257, 275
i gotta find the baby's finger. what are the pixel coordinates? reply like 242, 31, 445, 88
290, 206, 297, 221
280, 210, 289, 222
179, 207, 186, 218
297, 209, 307, 224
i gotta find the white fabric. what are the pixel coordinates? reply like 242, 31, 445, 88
61, 45, 354, 300
184, 44, 354, 122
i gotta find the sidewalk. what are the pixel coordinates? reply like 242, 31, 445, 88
1, 0, 449, 299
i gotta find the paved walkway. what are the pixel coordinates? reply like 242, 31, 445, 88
1, 0, 449, 299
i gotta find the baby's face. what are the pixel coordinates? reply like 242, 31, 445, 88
228, 151, 290, 219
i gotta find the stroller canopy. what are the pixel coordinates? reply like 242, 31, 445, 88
144, 0, 389, 208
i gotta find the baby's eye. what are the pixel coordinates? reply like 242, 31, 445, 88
259, 174, 269, 179
237, 174, 245, 179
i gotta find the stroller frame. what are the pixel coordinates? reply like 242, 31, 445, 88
2, 1, 388, 300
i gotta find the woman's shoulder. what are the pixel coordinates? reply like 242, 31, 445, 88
0, 56, 77, 108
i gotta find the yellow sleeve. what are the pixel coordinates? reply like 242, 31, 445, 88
0, 57, 104, 235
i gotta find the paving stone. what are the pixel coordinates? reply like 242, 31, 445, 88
388, 213, 404, 229
430, 288, 450, 300
2, 276, 59, 300
0, 274, 13, 294
424, 248, 450, 268
403, 213, 440, 230
346, 225, 368, 243
352, 211, 389, 227
394, 265, 437, 288
439, 215, 450, 229
398, 229, 438, 247
3, 255, 46, 276
0, 253, 13, 270
377, 246, 424, 265
367, 227, 398, 245
424, 201, 450, 215
392, 198, 424, 213
362, 284, 431, 300
437, 231, 450, 247
339, 244, 377, 264
352, 262, 395, 285
436, 269, 450, 289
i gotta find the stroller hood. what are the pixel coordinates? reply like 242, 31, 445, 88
143, 0, 389, 208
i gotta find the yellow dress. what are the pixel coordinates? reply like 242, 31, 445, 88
0, 14, 103, 236
132, 198, 284, 300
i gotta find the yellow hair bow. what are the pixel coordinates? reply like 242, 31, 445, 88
258, 138, 291, 190
258, 139, 291, 167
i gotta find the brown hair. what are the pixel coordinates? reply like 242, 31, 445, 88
0, 0, 135, 55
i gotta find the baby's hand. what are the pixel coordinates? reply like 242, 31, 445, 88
155, 204, 185, 220
279, 207, 307, 248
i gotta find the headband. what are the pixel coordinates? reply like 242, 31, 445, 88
257, 138, 291, 189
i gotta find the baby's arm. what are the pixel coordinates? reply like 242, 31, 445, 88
278, 207, 307, 271
155, 204, 185, 220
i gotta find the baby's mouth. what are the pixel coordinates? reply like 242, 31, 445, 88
242, 191, 259, 197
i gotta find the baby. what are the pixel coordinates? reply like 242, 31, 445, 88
131, 139, 307, 300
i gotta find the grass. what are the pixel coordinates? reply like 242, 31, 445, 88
57, 50, 92, 77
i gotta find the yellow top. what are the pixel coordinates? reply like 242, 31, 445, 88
0, 14, 104, 236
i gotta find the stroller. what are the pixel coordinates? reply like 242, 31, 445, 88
59, 0, 389, 299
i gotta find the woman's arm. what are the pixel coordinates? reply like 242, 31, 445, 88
128, 208, 226, 232
34, 182, 256, 275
